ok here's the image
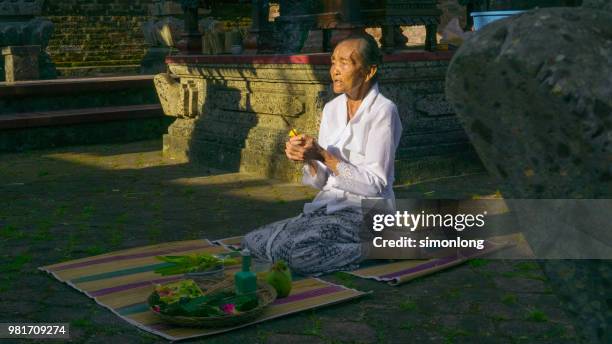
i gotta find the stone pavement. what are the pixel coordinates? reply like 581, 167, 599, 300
0, 140, 583, 343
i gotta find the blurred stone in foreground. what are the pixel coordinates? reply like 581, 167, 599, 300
583, 0, 612, 12
445, 6, 612, 343
446, 7, 612, 199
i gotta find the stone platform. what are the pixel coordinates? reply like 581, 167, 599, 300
158, 51, 483, 184
0, 75, 170, 151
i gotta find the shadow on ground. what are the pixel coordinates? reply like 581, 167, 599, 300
0, 140, 582, 343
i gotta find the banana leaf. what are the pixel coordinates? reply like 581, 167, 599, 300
154, 253, 238, 275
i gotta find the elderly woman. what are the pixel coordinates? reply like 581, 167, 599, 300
242, 34, 402, 275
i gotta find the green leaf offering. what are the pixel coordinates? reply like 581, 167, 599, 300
149, 278, 262, 318
153, 279, 204, 304
180, 296, 225, 317
154, 253, 239, 276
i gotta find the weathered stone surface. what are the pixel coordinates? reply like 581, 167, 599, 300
446, 7, 612, 199
211, 90, 305, 116
154, 73, 182, 116
445, 7, 612, 343
583, 0, 612, 12
540, 260, 612, 343
446, 6, 612, 257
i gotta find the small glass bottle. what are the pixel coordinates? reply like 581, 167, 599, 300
234, 249, 257, 296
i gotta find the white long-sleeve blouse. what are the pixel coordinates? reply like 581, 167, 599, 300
302, 83, 403, 214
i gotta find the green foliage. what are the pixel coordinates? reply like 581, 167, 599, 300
85, 245, 105, 255
501, 262, 546, 281
468, 258, 490, 268
332, 271, 356, 288
54, 205, 68, 217
154, 279, 204, 305
399, 323, 413, 330
154, 253, 239, 276
501, 293, 517, 305
0, 225, 24, 240
526, 309, 548, 322
443, 288, 462, 300
515, 261, 539, 272
0, 254, 32, 273
150, 280, 258, 317
399, 300, 418, 311
303, 312, 321, 336
32, 222, 52, 242
71, 318, 94, 329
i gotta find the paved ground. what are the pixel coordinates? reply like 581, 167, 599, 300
0, 140, 583, 343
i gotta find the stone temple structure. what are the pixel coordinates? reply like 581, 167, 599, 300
154, 0, 482, 184
156, 51, 478, 183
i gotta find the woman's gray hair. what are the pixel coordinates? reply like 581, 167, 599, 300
337, 33, 383, 80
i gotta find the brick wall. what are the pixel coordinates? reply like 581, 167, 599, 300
40, 0, 253, 77
42, 0, 152, 76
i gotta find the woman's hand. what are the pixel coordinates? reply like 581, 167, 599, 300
285, 135, 322, 162
285, 135, 341, 175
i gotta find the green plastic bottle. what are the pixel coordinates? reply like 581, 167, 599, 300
234, 249, 257, 296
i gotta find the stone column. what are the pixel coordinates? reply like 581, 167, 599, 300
179, 0, 203, 54
425, 23, 438, 51
244, 0, 274, 53
141, 0, 186, 73
2, 46, 41, 83
322, 0, 363, 51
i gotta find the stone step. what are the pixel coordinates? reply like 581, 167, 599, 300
55, 59, 143, 67
56, 65, 142, 77
1, 74, 158, 114
0, 104, 163, 130
0, 75, 155, 102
